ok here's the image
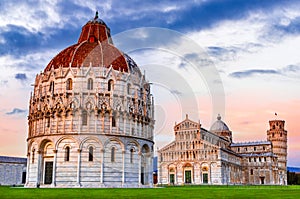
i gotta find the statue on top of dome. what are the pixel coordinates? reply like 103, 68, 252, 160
94, 11, 99, 20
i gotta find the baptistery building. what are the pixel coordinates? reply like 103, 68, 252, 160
158, 114, 287, 185
25, 13, 155, 188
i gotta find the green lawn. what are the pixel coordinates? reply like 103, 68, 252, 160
1, 185, 300, 199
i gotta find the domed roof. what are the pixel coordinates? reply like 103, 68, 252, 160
210, 114, 230, 132
44, 12, 141, 76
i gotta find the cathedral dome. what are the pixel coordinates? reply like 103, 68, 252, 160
210, 114, 230, 132
44, 12, 141, 76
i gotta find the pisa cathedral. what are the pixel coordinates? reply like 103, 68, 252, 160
158, 114, 287, 185
25, 13, 155, 188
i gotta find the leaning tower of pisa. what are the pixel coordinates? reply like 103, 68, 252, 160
267, 119, 287, 185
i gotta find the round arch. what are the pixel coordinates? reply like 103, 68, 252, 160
79, 136, 103, 150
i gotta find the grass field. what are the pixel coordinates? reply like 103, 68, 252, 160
1, 185, 300, 199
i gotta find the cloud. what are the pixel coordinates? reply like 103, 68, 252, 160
6, 108, 26, 115
282, 64, 300, 73
229, 69, 279, 78
229, 64, 300, 79
170, 89, 182, 96
15, 73, 27, 81
0, 80, 8, 87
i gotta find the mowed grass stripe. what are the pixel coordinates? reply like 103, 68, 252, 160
1, 186, 300, 199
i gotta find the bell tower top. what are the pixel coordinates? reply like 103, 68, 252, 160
269, 120, 285, 131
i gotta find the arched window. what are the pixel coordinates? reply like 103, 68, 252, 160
89, 146, 93, 161
39, 85, 42, 97
112, 116, 116, 127
111, 147, 115, 162
66, 78, 73, 90
87, 78, 93, 90
139, 88, 143, 97
65, 146, 70, 161
46, 117, 50, 128
49, 81, 54, 93
250, 169, 253, 175
82, 110, 87, 126
254, 147, 256, 151
130, 148, 134, 163
108, 80, 114, 91
249, 158, 251, 162
127, 84, 131, 95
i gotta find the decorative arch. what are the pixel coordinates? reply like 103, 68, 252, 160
83, 96, 95, 110
103, 137, 125, 151
66, 78, 73, 90
108, 79, 114, 91
141, 143, 150, 154
27, 140, 38, 153
79, 137, 103, 150
125, 139, 140, 151
55, 136, 80, 150
38, 139, 54, 152
87, 78, 93, 90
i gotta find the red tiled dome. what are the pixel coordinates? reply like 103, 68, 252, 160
45, 13, 140, 75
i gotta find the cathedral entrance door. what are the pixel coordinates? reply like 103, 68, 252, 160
141, 166, 145, 185
44, 161, 53, 184
170, 174, 174, 184
260, 177, 265, 185
185, 170, 191, 183
203, 173, 208, 184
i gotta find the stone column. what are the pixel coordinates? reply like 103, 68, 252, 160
95, 111, 98, 133
78, 111, 82, 134
210, 163, 212, 184
56, 112, 59, 133
76, 149, 81, 187
129, 116, 132, 135
101, 149, 104, 184
135, 118, 138, 136
43, 117, 46, 134
101, 113, 105, 133
36, 150, 42, 187
270, 164, 273, 184
62, 111, 66, 134
157, 155, 161, 185
25, 152, 30, 186
122, 150, 125, 186
138, 152, 142, 187
51, 150, 57, 187
109, 112, 112, 134
123, 114, 126, 135
149, 155, 153, 185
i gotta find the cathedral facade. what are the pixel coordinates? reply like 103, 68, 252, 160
158, 114, 287, 185
25, 13, 155, 188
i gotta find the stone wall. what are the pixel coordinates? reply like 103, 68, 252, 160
0, 156, 27, 186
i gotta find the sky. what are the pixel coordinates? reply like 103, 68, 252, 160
0, 0, 299, 166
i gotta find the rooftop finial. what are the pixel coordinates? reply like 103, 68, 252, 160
94, 11, 99, 20
217, 114, 221, 120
